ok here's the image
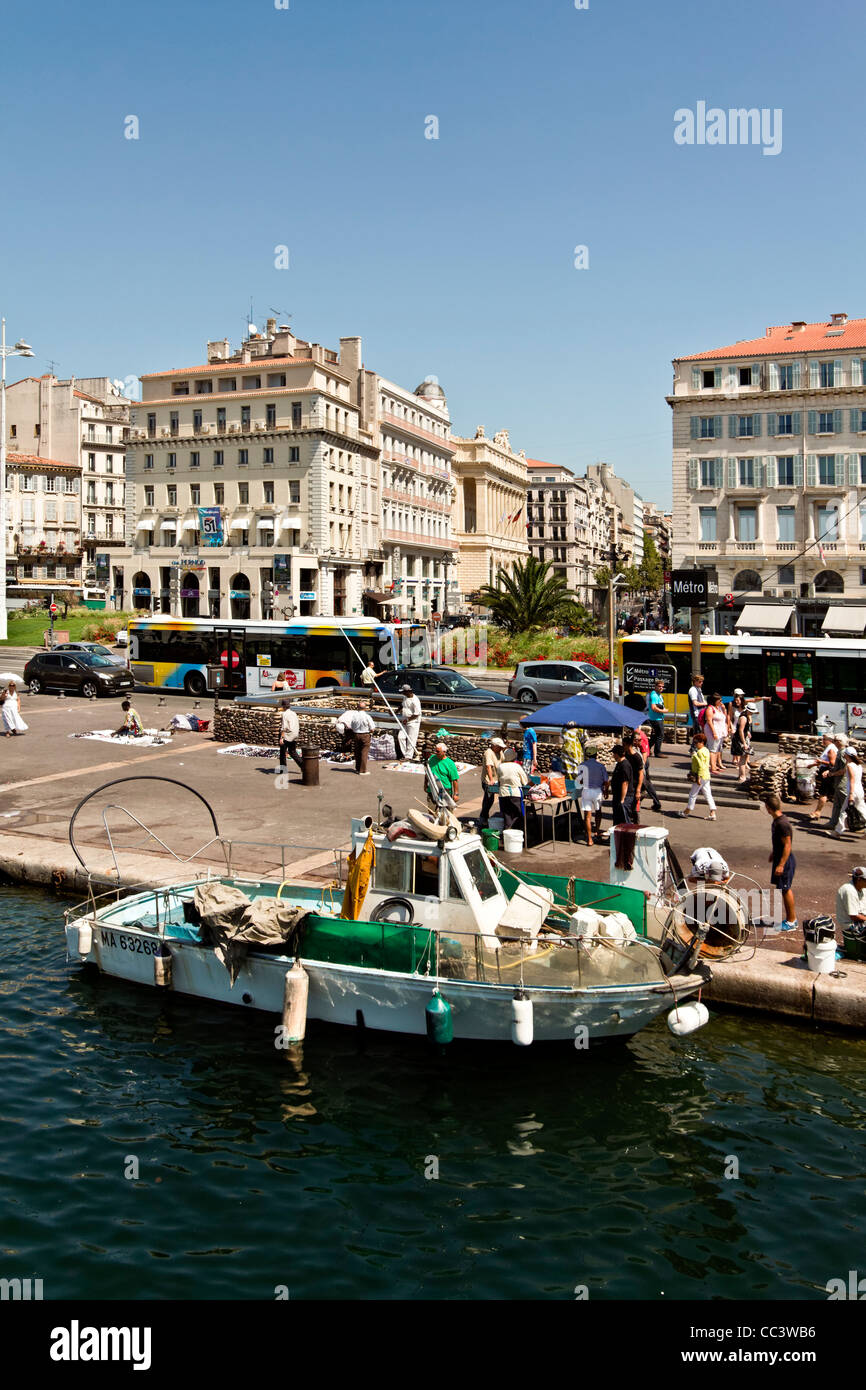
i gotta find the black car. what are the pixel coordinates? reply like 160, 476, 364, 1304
375, 667, 511, 701
24, 650, 136, 698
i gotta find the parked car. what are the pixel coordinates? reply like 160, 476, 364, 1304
508, 660, 618, 705
24, 650, 136, 698
375, 667, 511, 701
52, 641, 127, 667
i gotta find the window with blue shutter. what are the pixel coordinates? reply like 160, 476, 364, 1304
835, 359, 844, 385
792, 411, 801, 435
833, 409, 842, 434
807, 410, 817, 435
728, 415, 737, 438
714, 367, 722, 388
753, 413, 762, 438
794, 455, 805, 487
834, 454, 845, 486
769, 363, 780, 391
713, 458, 724, 488
690, 417, 699, 440
726, 457, 737, 489
852, 360, 863, 387
791, 362, 802, 388
806, 455, 817, 487
848, 454, 859, 485
767, 412, 778, 436
713, 416, 722, 439
755, 457, 765, 488
687, 458, 699, 490
765, 455, 778, 488
850, 408, 860, 431
809, 362, 820, 388
692, 368, 701, 390
726, 367, 737, 391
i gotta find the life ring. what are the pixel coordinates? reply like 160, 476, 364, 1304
369, 896, 415, 924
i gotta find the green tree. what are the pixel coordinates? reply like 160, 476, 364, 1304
639, 533, 664, 593
479, 555, 592, 636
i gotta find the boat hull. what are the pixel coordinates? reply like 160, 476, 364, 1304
66, 918, 706, 1044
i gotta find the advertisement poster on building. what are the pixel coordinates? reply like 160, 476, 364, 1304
198, 507, 223, 546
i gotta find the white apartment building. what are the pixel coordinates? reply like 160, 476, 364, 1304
670, 313, 866, 634
451, 427, 528, 600
375, 374, 456, 618
4, 374, 130, 596
122, 323, 380, 619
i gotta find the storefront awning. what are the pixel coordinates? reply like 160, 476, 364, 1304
821, 605, 866, 635
363, 590, 392, 604
278, 512, 303, 532
181, 517, 198, 534
159, 520, 177, 532
736, 603, 794, 632
136, 518, 154, 532
229, 515, 251, 531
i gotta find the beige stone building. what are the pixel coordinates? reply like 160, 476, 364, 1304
123, 322, 380, 619
4, 374, 130, 598
374, 373, 456, 618
670, 312, 866, 634
3, 451, 82, 600
451, 427, 528, 600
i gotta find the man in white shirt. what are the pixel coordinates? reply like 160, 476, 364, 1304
836, 866, 866, 935
397, 682, 423, 759
278, 700, 303, 773
335, 708, 376, 775
687, 672, 707, 731
359, 660, 384, 704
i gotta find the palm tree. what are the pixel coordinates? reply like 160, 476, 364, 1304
478, 556, 593, 635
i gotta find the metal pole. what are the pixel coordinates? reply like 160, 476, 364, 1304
608, 572, 616, 703
0, 319, 7, 642
690, 606, 702, 678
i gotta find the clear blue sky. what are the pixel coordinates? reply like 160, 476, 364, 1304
2, 0, 863, 508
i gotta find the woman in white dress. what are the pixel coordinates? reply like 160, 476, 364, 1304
2, 681, 28, 736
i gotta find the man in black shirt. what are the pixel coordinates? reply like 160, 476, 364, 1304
623, 731, 662, 817
610, 744, 635, 826
765, 793, 797, 930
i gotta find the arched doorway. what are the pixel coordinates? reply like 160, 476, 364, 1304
181, 571, 200, 618
230, 572, 250, 619
132, 571, 152, 612
814, 569, 843, 594
733, 569, 762, 592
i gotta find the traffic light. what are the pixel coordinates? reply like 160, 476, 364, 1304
262, 579, 274, 611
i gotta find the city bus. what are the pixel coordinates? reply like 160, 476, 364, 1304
128, 617, 431, 697
617, 632, 866, 737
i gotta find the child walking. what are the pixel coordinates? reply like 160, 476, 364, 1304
683, 730, 716, 819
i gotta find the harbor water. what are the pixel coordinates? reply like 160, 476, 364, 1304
1, 884, 863, 1300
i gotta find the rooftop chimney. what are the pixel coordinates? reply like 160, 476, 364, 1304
266, 317, 276, 337
830, 312, 848, 326
790, 321, 807, 332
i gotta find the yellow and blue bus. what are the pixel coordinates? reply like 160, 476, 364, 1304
618, 632, 866, 736
128, 616, 430, 698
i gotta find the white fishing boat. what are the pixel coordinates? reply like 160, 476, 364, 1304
63, 777, 711, 1048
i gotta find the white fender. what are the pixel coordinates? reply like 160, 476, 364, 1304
667, 1001, 709, 1036
511, 992, 534, 1046
77, 921, 93, 958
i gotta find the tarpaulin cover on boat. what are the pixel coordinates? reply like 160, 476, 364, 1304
494, 865, 647, 937
302, 916, 438, 974
193, 883, 308, 983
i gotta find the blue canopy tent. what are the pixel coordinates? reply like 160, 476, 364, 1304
519, 692, 647, 731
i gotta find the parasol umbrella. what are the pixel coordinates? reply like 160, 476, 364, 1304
519, 692, 647, 732
0, 673, 21, 685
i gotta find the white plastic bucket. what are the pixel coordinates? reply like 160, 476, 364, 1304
502, 828, 524, 854
806, 939, 837, 974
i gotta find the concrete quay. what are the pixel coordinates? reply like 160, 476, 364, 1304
1, 685, 865, 1030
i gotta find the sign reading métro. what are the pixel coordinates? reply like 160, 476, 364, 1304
671, 568, 719, 607
624, 663, 676, 691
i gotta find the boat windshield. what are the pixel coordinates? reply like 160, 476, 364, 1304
461, 848, 499, 901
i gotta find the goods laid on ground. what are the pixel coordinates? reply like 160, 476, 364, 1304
779, 732, 866, 758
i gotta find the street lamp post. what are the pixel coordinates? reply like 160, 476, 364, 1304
608, 572, 627, 703
0, 319, 35, 641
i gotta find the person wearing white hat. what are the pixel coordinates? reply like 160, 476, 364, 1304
828, 747, 866, 838
479, 736, 506, 827
836, 866, 866, 935
730, 700, 757, 783
397, 682, 422, 759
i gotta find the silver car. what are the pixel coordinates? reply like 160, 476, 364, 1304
507, 659, 614, 705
